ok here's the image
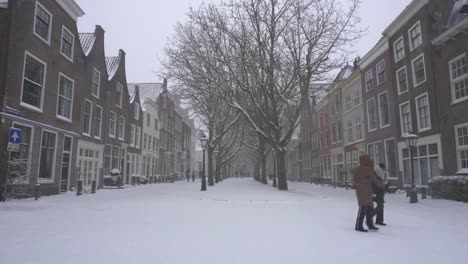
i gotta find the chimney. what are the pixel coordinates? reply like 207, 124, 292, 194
162, 78, 168, 92
353, 57, 361, 68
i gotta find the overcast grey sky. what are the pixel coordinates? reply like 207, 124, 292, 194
76, 0, 412, 83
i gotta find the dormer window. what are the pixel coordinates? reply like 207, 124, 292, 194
116, 83, 122, 107
135, 102, 140, 120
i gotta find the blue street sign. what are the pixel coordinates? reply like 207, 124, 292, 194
9, 127, 22, 144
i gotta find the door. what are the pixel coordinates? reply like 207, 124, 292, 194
60, 136, 72, 192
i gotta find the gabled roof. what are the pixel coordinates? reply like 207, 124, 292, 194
78, 33, 95, 56
128, 83, 164, 103
433, 0, 468, 45
105, 56, 120, 80
334, 65, 355, 83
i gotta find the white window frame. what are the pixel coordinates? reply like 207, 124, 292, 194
355, 115, 363, 141
94, 105, 103, 140
412, 53, 427, 87
136, 126, 141, 148
92, 68, 100, 98
130, 124, 135, 147
408, 21, 422, 52
109, 111, 116, 138
354, 88, 360, 106
378, 91, 390, 129
83, 99, 93, 136
118, 115, 125, 141
116, 82, 123, 108
415, 92, 431, 132
449, 53, 468, 105
11, 121, 35, 183
399, 101, 412, 135
56, 72, 74, 122
376, 60, 386, 85
365, 69, 374, 91
367, 97, 377, 132
60, 26, 74, 62
33, 1, 52, 45
393, 36, 405, 62
135, 102, 140, 120
38, 129, 58, 183
455, 123, 468, 170
396, 66, 409, 95
20, 51, 46, 112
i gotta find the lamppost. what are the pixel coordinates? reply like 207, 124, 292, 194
404, 133, 419, 203
200, 136, 208, 191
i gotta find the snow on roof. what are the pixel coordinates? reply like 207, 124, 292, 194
105, 56, 120, 80
448, 0, 468, 27
78, 33, 95, 56
128, 83, 164, 103
334, 65, 355, 82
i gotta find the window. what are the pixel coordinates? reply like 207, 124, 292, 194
337, 120, 343, 142
92, 68, 100, 98
135, 103, 140, 120
39, 131, 56, 181
57, 73, 74, 121
402, 143, 440, 185
130, 124, 135, 146
449, 54, 468, 103
116, 83, 123, 107
365, 70, 374, 91
60, 26, 74, 61
412, 54, 426, 86
347, 121, 353, 144
376, 61, 385, 85
112, 146, 120, 169
354, 88, 360, 106
416, 93, 431, 131
154, 118, 158, 130
378, 92, 390, 127
396, 66, 408, 94
109, 111, 116, 138
147, 113, 151, 127
94, 105, 102, 139
400, 102, 412, 134
367, 98, 377, 131
394, 37, 405, 62
335, 94, 341, 113
153, 137, 156, 151
104, 145, 111, 171
83, 100, 92, 136
456, 124, 468, 170
355, 115, 362, 141
144, 134, 148, 149
332, 123, 337, 143
345, 95, 351, 111
10, 124, 33, 182
22, 52, 46, 110
118, 116, 125, 141
385, 139, 396, 179
34, 2, 51, 44
409, 21, 422, 51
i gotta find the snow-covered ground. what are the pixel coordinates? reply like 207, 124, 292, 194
1, 179, 468, 264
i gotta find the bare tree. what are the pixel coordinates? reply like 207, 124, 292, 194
163, 0, 361, 190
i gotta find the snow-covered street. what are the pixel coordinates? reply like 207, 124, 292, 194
1, 179, 468, 264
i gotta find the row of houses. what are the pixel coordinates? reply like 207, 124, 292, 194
0, 0, 197, 196
296, 0, 468, 186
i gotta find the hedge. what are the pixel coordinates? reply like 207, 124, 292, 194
429, 176, 468, 202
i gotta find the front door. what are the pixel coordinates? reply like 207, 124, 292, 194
60, 136, 72, 192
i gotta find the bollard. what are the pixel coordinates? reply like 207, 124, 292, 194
34, 184, 40, 201
77, 180, 83, 196
91, 180, 96, 194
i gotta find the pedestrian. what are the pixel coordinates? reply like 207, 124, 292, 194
353, 154, 385, 232
373, 163, 387, 226
186, 169, 190, 182
191, 171, 195, 182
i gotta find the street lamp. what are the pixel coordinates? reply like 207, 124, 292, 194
404, 133, 419, 203
200, 136, 208, 191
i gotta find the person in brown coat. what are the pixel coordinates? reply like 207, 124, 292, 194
353, 154, 385, 232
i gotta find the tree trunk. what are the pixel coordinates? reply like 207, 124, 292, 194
208, 144, 214, 186
215, 157, 220, 184
254, 160, 260, 182
261, 154, 268, 184
276, 150, 288, 191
